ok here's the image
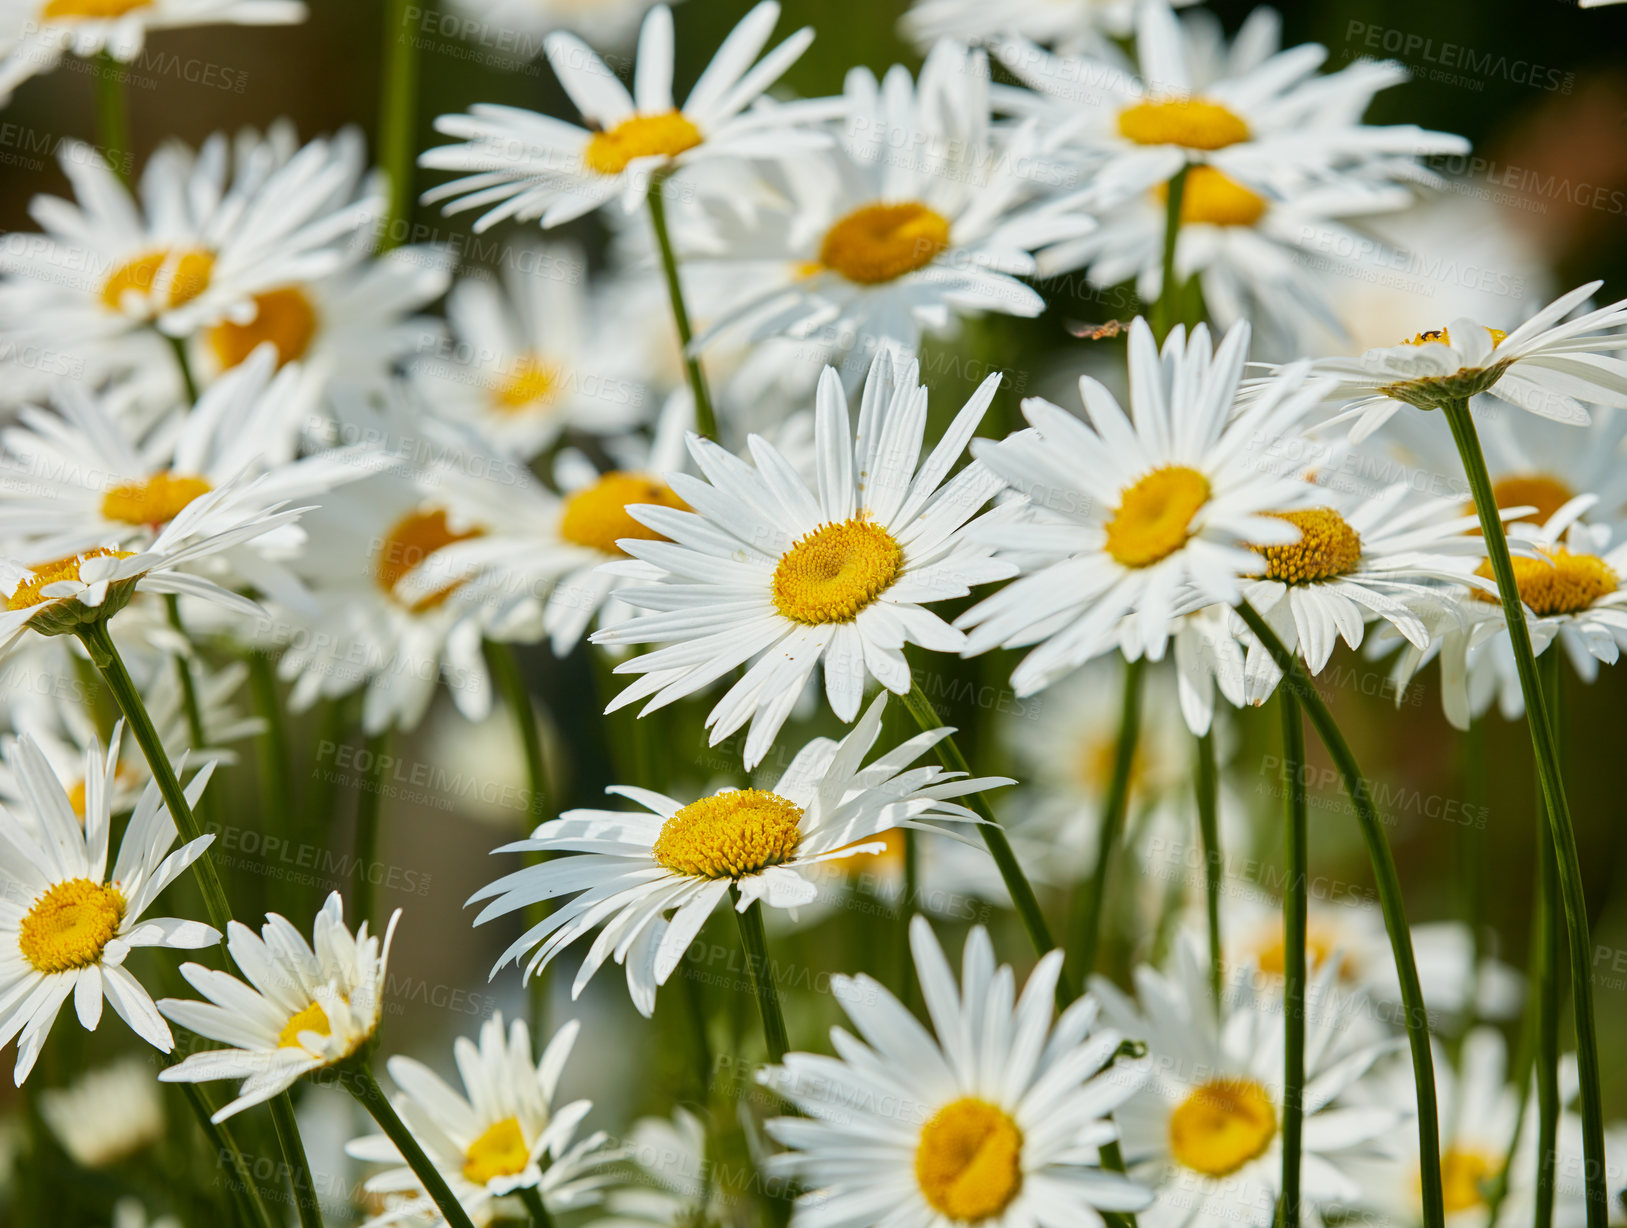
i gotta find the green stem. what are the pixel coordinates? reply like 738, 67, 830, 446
1070, 657, 1145, 984
517, 1184, 556, 1228
1195, 729, 1224, 1009
268, 1092, 326, 1228
94, 51, 130, 186
1484, 851, 1544, 1225
678, 963, 713, 1108
898, 681, 1062, 995
647, 171, 718, 440
1534, 650, 1565, 1228
168, 334, 199, 404
348, 1061, 479, 1228
1440, 398, 1606, 1228
730, 890, 789, 1063
164, 595, 214, 830
77, 621, 232, 932
172, 1080, 277, 1228
377, 0, 420, 253
353, 729, 391, 929
1234, 601, 1444, 1228
1278, 691, 1307, 1228
900, 826, 919, 1009
1152, 165, 1188, 342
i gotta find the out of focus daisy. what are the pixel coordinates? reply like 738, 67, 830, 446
442, 0, 672, 50
421, 3, 829, 230
688, 42, 1091, 370
996, 0, 1467, 203
594, 353, 1016, 768
409, 245, 651, 459
760, 916, 1152, 1228
1096, 935, 1405, 1227
1235, 482, 1494, 705
39, 1055, 165, 1169
469, 694, 1006, 1015
957, 318, 1326, 693
597, 1108, 724, 1227
346, 1014, 615, 1226
1309, 281, 1627, 441
158, 892, 401, 1120
0, 730, 218, 1084
0, 0, 305, 102
900, 0, 1195, 56
394, 393, 693, 655
1042, 170, 1413, 358
0, 127, 378, 407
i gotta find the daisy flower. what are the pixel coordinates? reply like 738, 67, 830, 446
39, 1055, 165, 1169
0, 348, 397, 573
420, 2, 831, 230
0, 0, 305, 102
1233, 481, 1494, 705
759, 915, 1152, 1228
1041, 170, 1413, 358
1308, 281, 1627, 442
995, 0, 1468, 204
0, 482, 301, 657
468, 693, 1008, 1016
686, 41, 1092, 369
0, 729, 218, 1084
347, 1014, 616, 1226
157, 891, 401, 1121
900, 0, 1196, 57
0, 125, 379, 408
392, 392, 694, 655
409, 244, 652, 460
1095, 934, 1406, 1228
593, 352, 1018, 768
596, 1108, 725, 1227
956, 317, 1326, 694
1392, 496, 1627, 730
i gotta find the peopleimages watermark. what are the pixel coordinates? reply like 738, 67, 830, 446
1341, 21, 1575, 94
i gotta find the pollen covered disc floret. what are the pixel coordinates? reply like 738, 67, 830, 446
914, 1097, 1025, 1221
375, 508, 484, 612
771, 516, 905, 625
652, 789, 804, 880
817, 202, 953, 285
1475, 548, 1619, 617
1490, 474, 1574, 527
493, 354, 562, 413
583, 111, 704, 176
99, 247, 215, 315
559, 472, 687, 556
101, 472, 214, 528
1253, 508, 1363, 585
1117, 98, 1251, 150
42, 0, 153, 16
1162, 166, 1268, 228
18, 878, 126, 974
1437, 1147, 1499, 1214
1105, 466, 1212, 569
206, 287, 320, 370
1168, 1077, 1278, 1178
462, 1116, 530, 1185
7, 548, 135, 610
277, 1001, 332, 1051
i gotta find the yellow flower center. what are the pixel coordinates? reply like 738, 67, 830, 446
1104, 466, 1210, 569
374, 508, 484, 613
1252, 508, 1363, 585
462, 1116, 531, 1185
1490, 474, 1574, 528
1254, 924, 1356, 983
651, 789, 804, 880
1080, 735, 1145, 796
1157, 165, 1267, 227
493, 354, 562, 413
817, 201, 953, 285
582, 110, 703, 176
100, 247, 215, 315
1401, 326, 1509, 348
18, 878, 126, 973
1473, 548, 1619, 617
914, 1098, 1024, 1222
206, 286, 319, 371
1168, 1078, 1277, 1177
100, 472, 213, 528
42, 0, 151, 16
558, 472, 688, 556
771, 517, 904, 625
1117, 98, 1250, 150
1433, 1147, 1499, 1214
277, 1001, 332, 1050
7, 548, 135, 610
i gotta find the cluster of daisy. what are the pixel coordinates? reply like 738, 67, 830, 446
0, 0, 1626, 1226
